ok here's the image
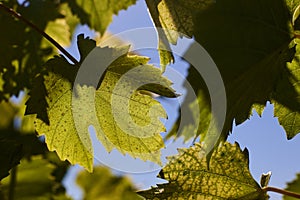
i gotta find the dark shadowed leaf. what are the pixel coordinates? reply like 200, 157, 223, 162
283, 173, 300, 200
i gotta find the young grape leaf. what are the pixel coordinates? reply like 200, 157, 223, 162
284, 173, 300, 200
29, 35, 176, 171
0, 156, 71, 200
66, 0, 137, 34
138, 142, 268, 200
77, 166, 142, 200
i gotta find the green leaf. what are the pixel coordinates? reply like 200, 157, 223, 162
168, 0, 300, 144
284, 173, 300, 200
34, 58, 94, 171
146, 0, 214, 45
66, 0, 137, 34
30, 35, 175, 171
43, 18, 71, 47
77, 166, 142, 200
0, 101, 17, 129
58, 3, 80, 41
0, 134, 22, 181
1, 156, 70, 200
0, 0, 74, 101
273, 41, 300, 139
145, 0, 214, 71
138, 142, 268, 200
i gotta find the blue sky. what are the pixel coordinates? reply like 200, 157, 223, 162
62, 1, 300, 199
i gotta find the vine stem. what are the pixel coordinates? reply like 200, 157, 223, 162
263, 186, 300, 199
0, 2, 79, 65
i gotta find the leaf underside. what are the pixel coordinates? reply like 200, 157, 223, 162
138, 142, 268, 200
29, 35, 176, 171
165, 0, 300, 145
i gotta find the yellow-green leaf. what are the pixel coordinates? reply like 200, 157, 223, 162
66, 0, 137, 34
32, 35, 176, 171
273, 41, 300, 139
138, 142, 268, 200
146, 0, 214, 71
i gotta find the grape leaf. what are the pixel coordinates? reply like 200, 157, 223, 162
284, 173, 300, 200
77, 166, 142, 200
1, 156, 71, 200
57, 2, 80, 42
273, 41, 300, 139
145, 0, 214, 71
43, 18, 71, 47
0, 133, 22, 181
0, 100, 17, 129
138, 142, 268, 200
66, 0, 137, 34
0, 1, 73, 101
29, 35, 176, 171
147, 0, 214, 45
168, 0, 300, 144
0, 99, 48, 180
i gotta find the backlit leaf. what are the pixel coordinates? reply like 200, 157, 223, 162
146, 0, 214, 71
138, 142, 268, 200
31, 35, 176, 171
168, 0, 300, 145
66, 0, 137, 34
273, 41, 300, 139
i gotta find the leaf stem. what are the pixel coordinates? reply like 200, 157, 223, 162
263, 186, 300, 199
0, 2, 79, 65
8, 167, 17, 200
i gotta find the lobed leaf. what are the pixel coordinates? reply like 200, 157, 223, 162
138, 142, 268, 200
30, 35, 176, 171
168, 0, 300, 145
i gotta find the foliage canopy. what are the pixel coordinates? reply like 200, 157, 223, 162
0, 0, 300, 199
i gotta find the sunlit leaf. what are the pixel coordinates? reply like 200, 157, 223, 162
273, 41, 300, 139
30, 35, 176, 171
146, 0, 214, 71
66, 0, 137, 34
138, 142, 268, 200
